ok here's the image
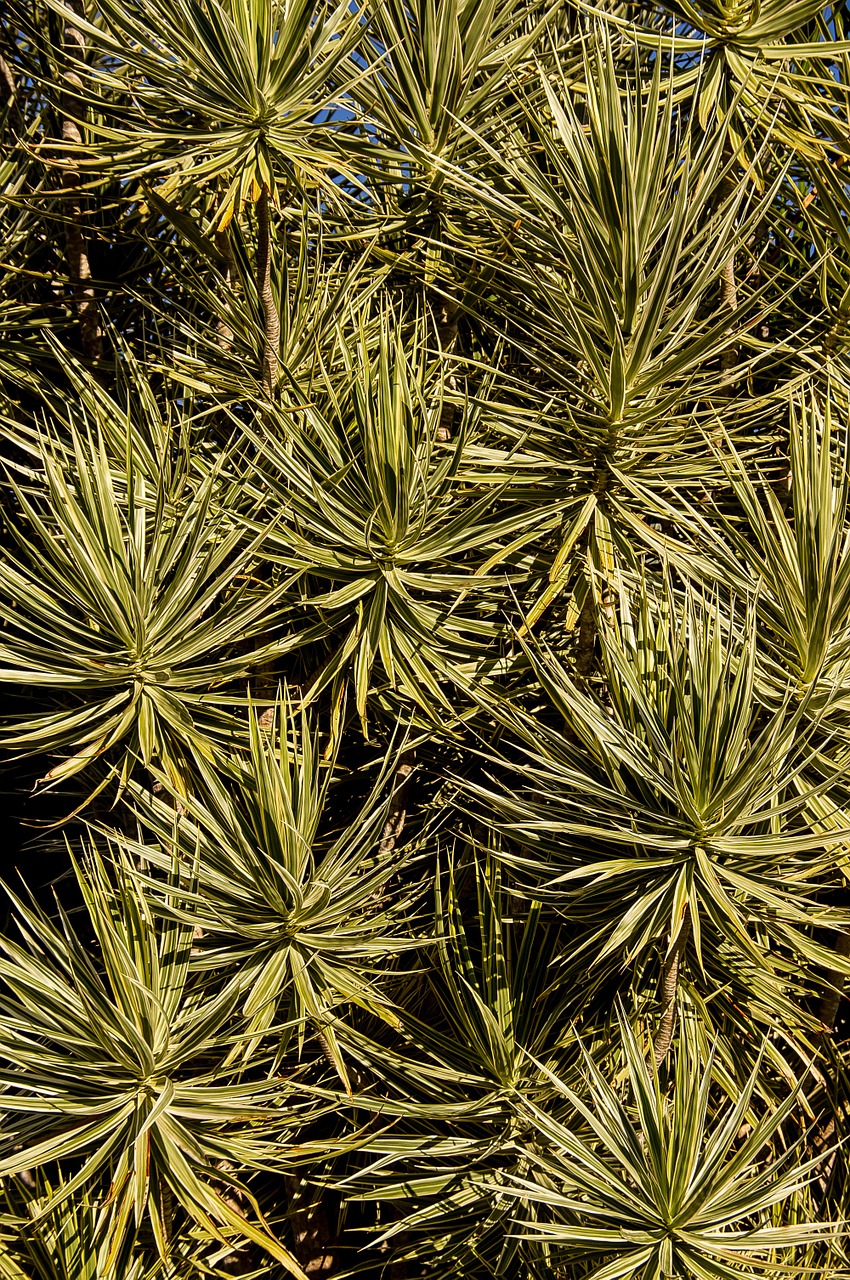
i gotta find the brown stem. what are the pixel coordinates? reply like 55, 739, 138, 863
576, 588, 596, 679
283, 1173, 336, 1276
256, 187, 280, 397
215, 1164, 253, 1275
653, 907, 690, 1067
719, 255, 738, 380
572, 519, 599, 679
60, 0, 102, 361
378, 750, 416, 858
1, 53, 24, 140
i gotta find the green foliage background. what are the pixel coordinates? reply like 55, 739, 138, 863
2, 0, 850, 1274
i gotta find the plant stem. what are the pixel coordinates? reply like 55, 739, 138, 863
1, 53, 23, 138
719, 172, 738, 390
378, 750, 416, 857
256, 187, 280, 397
284, 1173, 336, 1276
654, 907, 690, 1067
436, 291, 459, 442
576, 583, 596, 679
214, 228, 235, 347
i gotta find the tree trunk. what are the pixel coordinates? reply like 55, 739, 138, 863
1, 53, 23, 139
60, 0, 102, 362
378, 750, 416, 858
214, 228, 235, 348
277, 753, 415, 1276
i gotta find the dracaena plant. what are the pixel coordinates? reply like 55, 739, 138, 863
49, 0, 364, 218
504, 1018, 838, 1280
4, 0, 850, 1274
137, 215, 392, 407
0, 422, 295, 795
464, 581, 850, 1042
346, 0, 550, 419
241, 321, 533, 731
488, 35, 772, 423
460, 35, 781, 639
355, 0, 547, 211
647, 0, 850, 169
45, 0, 367, 392
0, 851, 313, 1278
113, 699, 419, 1088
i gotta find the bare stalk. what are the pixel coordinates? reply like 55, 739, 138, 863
283, 1173, 336, 1276
718, 173, 738, 390
214, 228, 235, 347
281, 745, 416, 1280
576, 590, 596, 678
654, 907, 690, 1067
256, 187, 281, 397
215, 1164, 253, 1275
1, 53, 24, 139
435, 292, 459, 442
378, 749, 416, 857
719, 256, 738, 377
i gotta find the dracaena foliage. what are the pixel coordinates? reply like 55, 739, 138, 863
505, 1020, 838, 1280
0, 421, 294, 794
241, 323, 526, 728
0, 852, 314, 1276
464, 584, 850, 1033
113, 700, 418, 1086
44, 0, 365, 219
2, 0, 850, 1275
338, 853, 575, 1277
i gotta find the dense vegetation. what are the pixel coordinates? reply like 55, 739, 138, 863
2, 0, 850, 1275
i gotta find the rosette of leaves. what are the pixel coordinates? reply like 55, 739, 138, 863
354, 0, 547, 210
684, 395, 850, 706
117, 700, 419, 1089
243, 323, 534, 730
0, 424, 295, 795
505, 1019, 838, 1280
647, 0, 850, 169
39, 0, 368, 394
464, 581, 850, 1038
45, 0, 365, 220
461, 37, 780, 637
0, 852, 311, 1277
